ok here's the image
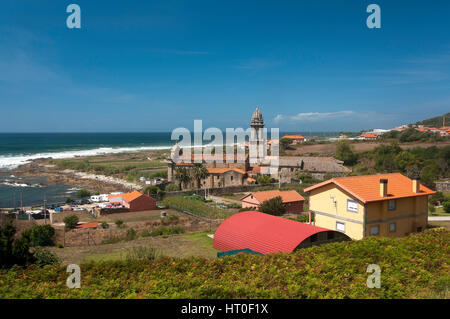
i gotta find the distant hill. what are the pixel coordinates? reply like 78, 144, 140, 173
416, 113, 450, 128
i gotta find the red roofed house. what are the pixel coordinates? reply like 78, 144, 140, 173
304, 173, 435, 240
241, 190, 305, 213
108, 190, 156, 212
281, 135, 305, 144
213, 211, 350, 254
360, 133, 379, 140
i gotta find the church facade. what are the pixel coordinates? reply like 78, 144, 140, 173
166, 107, 350, 190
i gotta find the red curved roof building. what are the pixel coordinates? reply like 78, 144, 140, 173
213, 211, 350, 255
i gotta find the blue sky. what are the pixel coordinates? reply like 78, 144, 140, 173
0, 0, 449, 132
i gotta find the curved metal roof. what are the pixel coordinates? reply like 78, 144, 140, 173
213, 211, 332, 254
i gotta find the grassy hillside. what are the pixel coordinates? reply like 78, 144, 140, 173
417, 113, 450, 128
0, 228, 448, 299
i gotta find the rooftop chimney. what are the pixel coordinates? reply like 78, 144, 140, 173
380, 179, 388, 197
412, 177, 421, 193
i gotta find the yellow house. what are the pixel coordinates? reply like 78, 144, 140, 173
304, 173, 435, 240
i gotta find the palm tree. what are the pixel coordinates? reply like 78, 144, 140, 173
174, 167, 192, 189
192, 163, 209, 190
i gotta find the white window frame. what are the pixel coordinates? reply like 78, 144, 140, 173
347, 199, 358, 213
336, 221, 345, 233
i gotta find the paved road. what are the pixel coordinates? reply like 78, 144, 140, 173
428, 216, 450, 221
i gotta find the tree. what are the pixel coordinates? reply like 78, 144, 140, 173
65, 197, 75, 204
259, 196, 286, 216
443, 201, 450, 214
335, 141, 358, 166
174, 167, 192, 189
280, 138, 293, 151
0, 221, 34, 268
421, 160, 440, 189
144, 185, 159, 195
63, 215, 79, 230
21, 224, 55, 247
394, 151, 417, 173
192, 163, 209, 190
76, 189, 91, 199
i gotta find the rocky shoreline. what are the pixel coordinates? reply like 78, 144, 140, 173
8, 160, 143, 194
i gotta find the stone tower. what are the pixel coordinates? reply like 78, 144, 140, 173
250, 107, 265, 164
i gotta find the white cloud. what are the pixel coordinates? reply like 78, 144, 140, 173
274, 110, 355, 123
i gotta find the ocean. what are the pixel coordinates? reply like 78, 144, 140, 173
0, 132, 335, 207
0, 133, 175, 207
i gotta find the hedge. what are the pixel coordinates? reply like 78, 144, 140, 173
0, 228, 448, 298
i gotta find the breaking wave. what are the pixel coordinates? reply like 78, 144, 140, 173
0, 145, 173, 170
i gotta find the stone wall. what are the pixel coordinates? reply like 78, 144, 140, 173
50, 210, 93, 224
435, 181, 450, 192
54, 216, 220, 247
160, 182, 283, 200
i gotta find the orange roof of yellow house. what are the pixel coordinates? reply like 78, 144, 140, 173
304, 173, 435, 203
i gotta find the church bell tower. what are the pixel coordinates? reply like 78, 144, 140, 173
250, 107, 265, 164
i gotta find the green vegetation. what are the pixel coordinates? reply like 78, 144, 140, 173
63, 215, 79, 230
381, 128, 444, 143
0, 228, 448, 298
163, 195, 232, 219
76, 189, 91, 199
351, 143, 450, 188
115, 220, 125, 229
416, 112, 450, 128
165, 183, 180, 192
21, 225, 55, 247
258, 196, 286, 216
32, 248, 61, 267
444, 201, 450, 214
100, 221, 109, 229
51, 155, 167, 182
335, 140, 358, 166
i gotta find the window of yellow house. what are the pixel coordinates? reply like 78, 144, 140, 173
336, 221, 345, 232
388, 199, 396, 211
370, 225, 380, 236
389, 222, 396, 232
347, 199, 358, 213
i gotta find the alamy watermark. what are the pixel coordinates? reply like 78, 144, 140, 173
170, 120, 280, 173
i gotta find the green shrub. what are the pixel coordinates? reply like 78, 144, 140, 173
63, 215, 79, 230
126, 228, 137, 241
125, 247, 159, 262
32, 247, 61, 267
165, 183, 180, 192
258, 196, 286, 216
56, 242, 64, 248
0, 228, 448, 298
21, 224, 55, 247
100, 221, 109, 229
443, 201, 450, 214
77, 189, 91, 199
0, 221, 33, 268
115, 220, 125, 228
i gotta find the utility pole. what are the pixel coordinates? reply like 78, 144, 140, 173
43, 194, 47, 224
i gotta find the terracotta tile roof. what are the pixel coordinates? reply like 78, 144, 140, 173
304, 173, 435, 203
360, 133, 379, 138
282, 135, 305, 140
76, 222, 99, 229
247, 177, 256, 183
242, 190, 305, 204
108, 190, 143, 203
207, 167, 246, 175
250, 166, 261, 172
